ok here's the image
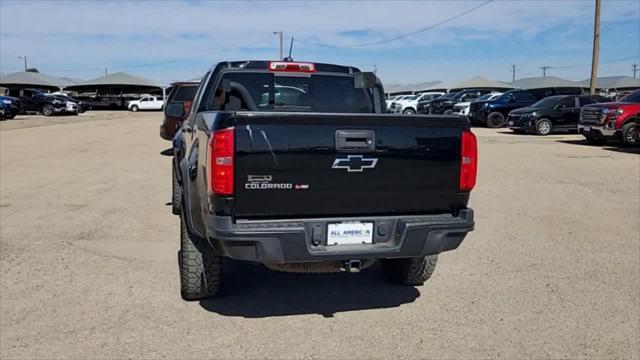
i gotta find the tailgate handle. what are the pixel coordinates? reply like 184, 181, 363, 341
335, 130, 375, 152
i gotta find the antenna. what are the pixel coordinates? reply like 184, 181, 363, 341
284, 37, 294, 62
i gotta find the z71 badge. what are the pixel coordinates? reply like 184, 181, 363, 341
245, 175, 309, 190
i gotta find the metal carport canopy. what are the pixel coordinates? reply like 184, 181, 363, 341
578, 76, 640, 90
385, 81, 443, 95
0, 71, 68, 90
512, 76, 583, 89
64, 72, 166, 95
447, 76, 515, 92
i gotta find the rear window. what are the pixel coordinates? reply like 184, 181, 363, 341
171, 86, 197, 102
209, 72, 373, 113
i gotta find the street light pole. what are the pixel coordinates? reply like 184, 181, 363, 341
589, 0, 601, 95
18, 56, 27, 71
273, 31, 283, 60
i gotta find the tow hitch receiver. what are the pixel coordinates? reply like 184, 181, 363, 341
342, 260, 362, 273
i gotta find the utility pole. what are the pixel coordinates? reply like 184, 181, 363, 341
373, 64, 378, 74
511, 64, 516, 83
633, 63, 638, 79
18, 56, 27, 71
540, 66, 551, 78
589, 0, 601, 95
273, 31, 283, 60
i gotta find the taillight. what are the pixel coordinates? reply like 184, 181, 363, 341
208, 128, 234, 195
269, 61, 316, 73
460, 130, 477, 191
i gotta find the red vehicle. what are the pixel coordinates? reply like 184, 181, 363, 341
578, 89, 640, 146
159, 81, 199, 140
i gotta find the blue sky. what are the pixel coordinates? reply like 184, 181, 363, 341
0, 0, 638, 85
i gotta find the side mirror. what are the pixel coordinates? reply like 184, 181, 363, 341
165, 102, 184, 118
354, 72, 377, 89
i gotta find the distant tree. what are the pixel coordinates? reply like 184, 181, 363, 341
26, 68, 39, 73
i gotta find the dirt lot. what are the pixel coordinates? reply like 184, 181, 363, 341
1, 111, 638, 359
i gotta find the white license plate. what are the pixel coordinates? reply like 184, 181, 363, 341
327, 222, 373, 245
508, 121, 514, 126
583, 126, 591, 132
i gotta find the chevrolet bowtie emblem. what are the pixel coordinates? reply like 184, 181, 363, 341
332, 155, 378, 172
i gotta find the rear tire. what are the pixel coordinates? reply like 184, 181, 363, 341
179, 210, 222, 300
41, 104, 54, 116
381, 255, 438, 285
172, 166, 182, 215
486, 112, 505, 128
534, 118, 553, 136
621, 121, 639, 147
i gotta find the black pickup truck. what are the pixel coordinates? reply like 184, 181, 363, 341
169, 60, 477, 299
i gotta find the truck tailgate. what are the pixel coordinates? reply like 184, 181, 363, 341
233, 112, 469, 218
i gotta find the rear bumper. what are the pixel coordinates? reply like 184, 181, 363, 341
205, 209, 474, 263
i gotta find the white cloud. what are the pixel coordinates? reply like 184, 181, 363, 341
1, 0, 638, 83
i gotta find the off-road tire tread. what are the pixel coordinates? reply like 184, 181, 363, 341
381, 255, 438, 285
179, 211, 222, 300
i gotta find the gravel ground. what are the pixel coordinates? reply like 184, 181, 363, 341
1, 111, 638, 359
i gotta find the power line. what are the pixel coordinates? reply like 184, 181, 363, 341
298, 0, 494, 48
0, 36, 273, 73
550, 55, 637, 69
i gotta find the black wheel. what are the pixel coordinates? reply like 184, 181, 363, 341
381, 255, 438, 285
583, 135, 605, 145
486, 112, 505, 128
41, 104, 54, 116
179, 210, 223, 300
172, 166, 182, 215
403, 108, 415, 115
130, 105, 139, 112
443, 109, 454, 115
534, 118, 553, 136
621, 121, 639, 147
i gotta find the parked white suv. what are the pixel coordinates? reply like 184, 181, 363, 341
128, 95, 164, 111
391, 92, 445, 115
453, 92, 502, 116
386, 95, 411, 112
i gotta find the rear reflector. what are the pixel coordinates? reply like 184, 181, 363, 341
460, 130, 477, 191
208, 128, 234, 195
269, 61, 316, 73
